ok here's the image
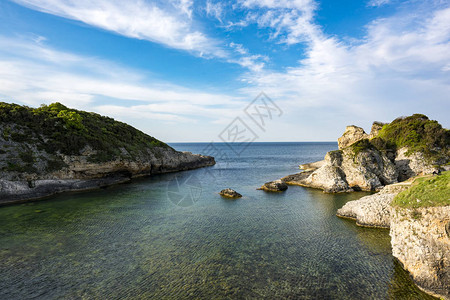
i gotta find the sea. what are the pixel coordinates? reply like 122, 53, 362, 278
0, 142, 435, 299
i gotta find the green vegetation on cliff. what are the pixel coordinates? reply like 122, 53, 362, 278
350, 139, 377, 156
392, 171, 450, 208
373, 114, 449, 162
0, 102, 170, 172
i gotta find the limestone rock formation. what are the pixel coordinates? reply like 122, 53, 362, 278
337, 173, 450, 300
219, 188, 242, 198
283, 147, 398, 193
336, 183, 410, 227
258, 179, 288, 192
337, 125, 368, 149
390, 206, 450, 299
395, 147, 438, 181
369, 122, 385, 139
282, 114, 448, 193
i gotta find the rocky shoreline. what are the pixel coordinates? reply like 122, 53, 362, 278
336, 181, 449, 300
0, 150, 215, 205
281, 122, 440, 193
0, 103, 216, 205
278, 115, 449, 299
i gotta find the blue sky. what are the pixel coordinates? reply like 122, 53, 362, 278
0, 0, 449, 142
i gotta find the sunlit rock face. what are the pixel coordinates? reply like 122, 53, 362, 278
337, 125, 368, 150
390, 206, 450, 300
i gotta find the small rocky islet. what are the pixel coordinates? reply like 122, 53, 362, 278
258, 179, 288, 192
219, 188, 242, 198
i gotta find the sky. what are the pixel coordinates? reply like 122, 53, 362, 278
0, 0, 449, 142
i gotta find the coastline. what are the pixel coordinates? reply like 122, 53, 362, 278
0, 154, 215, 206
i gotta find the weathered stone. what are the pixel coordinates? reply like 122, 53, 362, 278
219, 188, 242, 198
283, 147, 398, 193
369, 121, 385, 139
390, 206, 450, 300
337, 181, 450, 300
395, 147, 438, 181
0, 148, 215, 205
258, 179, 288, 192
336, 183, 410, 227
337, 125, 368, 149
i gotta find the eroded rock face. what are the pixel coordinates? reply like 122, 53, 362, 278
336, 183, 410, 227
390, 206, 450, 300
395, 147, 438, 181
341, 147, 398, 191
258, 179, 288, 192
337, 126, 368, 149
0, 147, 215, 204
219, 188, 242, 198
369, 122, 385, 139
283, 148, 398, 193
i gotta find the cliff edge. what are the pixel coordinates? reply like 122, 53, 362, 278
0, 102, 215, 204
283, 114, 449, 193
337, 172, 450, 299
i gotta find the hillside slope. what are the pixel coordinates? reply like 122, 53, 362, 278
0, 102, 215, 204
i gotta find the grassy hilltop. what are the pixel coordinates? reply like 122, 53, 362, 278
351, 114, 449, 164
0, 102, 170, 174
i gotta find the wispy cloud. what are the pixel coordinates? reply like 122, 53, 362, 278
206, 0, 225, 22
0, 35, 244, 122
240, 5, 450, 126
235, 0, 319, 45
367, 0, 391, 7
11, 0, 225, 57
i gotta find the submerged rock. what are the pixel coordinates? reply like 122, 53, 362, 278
258, 179, 288, 192
219, 188, 242, 198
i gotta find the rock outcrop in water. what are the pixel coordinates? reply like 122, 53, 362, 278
282, 114, 448, 193
0, 102, 215, 204
284, 114, 450, 298
258, 179, 288, 192
219, 188, 242, 198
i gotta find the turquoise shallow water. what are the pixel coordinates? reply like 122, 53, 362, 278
0, 142, 435, 299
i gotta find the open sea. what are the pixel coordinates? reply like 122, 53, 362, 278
0, 142, 435, 299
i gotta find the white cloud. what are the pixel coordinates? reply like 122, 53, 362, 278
367, 0, 391, 7
0, 36, 243, 122
11, 0, 225, 57
206, 0, 225, 22
236, 0, 319, 45
239, 0, 316, 11
240, 5, 450, 129
11, 0, 272, 72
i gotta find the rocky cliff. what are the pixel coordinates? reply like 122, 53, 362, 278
337, 172, 450, 299
0, 102, 215, 204
391, 206, 450, 299
282, 114, 449, 193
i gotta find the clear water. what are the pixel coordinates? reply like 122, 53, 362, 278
0, 142, 435, 299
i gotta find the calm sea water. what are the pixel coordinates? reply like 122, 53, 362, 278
0, 143, 435, 299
